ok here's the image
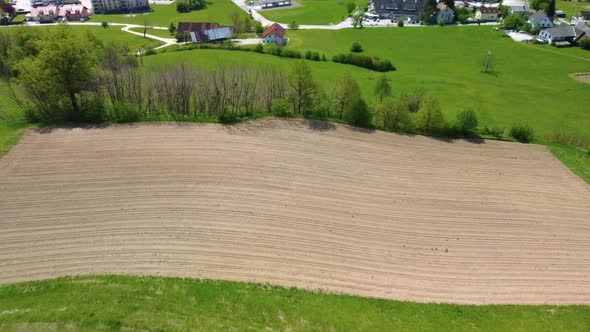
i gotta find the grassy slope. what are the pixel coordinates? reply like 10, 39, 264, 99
0, 82, 28, 157
261, 0, 349, 25
287, 27, 590, 140
544, 141, 590, 183
90, 1, 247, 27
0, 275, 589, 331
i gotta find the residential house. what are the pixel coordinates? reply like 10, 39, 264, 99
508, 5, 529, 15
528, 10, 552, 29
436, 2, 454, 23
261, 23, 287, 46
371, 0, 427, 20
538, 23, 583, 45
176, 22, 233, 43
260, 0, 291, 9
475, 6, 500, 21
582, 11, 590, 20
91, 0, 149, 14
27, 4, 90, 22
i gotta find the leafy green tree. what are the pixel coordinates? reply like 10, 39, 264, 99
334, 71, 361, 119
350, 41, 363, 53
288, 60, 315, 114
374, 75, 392, 102
455, 7, 472, 24
455, 109, 478, 133
581, 38, 590, 50
346, 0, 355, 15
546, 0, 555, 19
416, 95, 445, 132
375, 97, 411, 130
420, 0, 437, 24
345, 97, 372, 127
169, 22, 177, 34
352, 11, 364, 28
101, 21, 109, 28
15, 25, 98, 117
289, 21, 299, 30
503, 14, 526, 30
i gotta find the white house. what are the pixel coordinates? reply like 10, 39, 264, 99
262, 23, 287, 46
436, 3, 454, 24
539, 23, 577, 45
528, 10, 553, 29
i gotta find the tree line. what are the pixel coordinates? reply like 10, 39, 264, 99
1, 25, 537, 143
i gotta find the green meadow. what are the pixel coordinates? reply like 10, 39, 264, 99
1, 275, 589, 331
90, 1, 248, 27
261, 0, 350, 25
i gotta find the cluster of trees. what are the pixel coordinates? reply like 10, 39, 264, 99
530, 0, 556, 18
176, 0, 206, 13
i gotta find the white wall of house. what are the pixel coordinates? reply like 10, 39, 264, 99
531, 17, 553, 28
263, 34, 286, 46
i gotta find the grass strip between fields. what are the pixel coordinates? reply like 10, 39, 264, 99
0, 275, 589, 331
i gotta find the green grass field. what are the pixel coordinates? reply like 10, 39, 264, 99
91, 1, 247, 27
285, 27, 590, 141
261, 0, 349, 25
0, 275, 589, 331
556, 0, 590, 18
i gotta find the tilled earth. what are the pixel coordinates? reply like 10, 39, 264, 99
1, 119, 589, 304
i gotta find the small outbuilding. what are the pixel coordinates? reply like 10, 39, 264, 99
177, 22, 233, 43
581, 11, 590, 20
261, 23, 287, 46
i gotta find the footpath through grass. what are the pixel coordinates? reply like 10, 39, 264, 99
1, 275, 589, 331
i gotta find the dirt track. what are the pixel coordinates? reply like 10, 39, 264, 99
1, 119, 590, 304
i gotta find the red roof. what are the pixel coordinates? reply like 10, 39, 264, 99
261, 23, 285, 38
478, 6, 500, 13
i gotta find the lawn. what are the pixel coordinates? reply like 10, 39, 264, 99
544, 141, 590, 184
556, 0, 590, 18
261, 0, 350, 25
90, 1, 247, 27
0, 82, 28, 157
0, 275, 589, 331
285, 26, 590, 141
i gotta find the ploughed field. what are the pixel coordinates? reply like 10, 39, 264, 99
1, 119, 589, 305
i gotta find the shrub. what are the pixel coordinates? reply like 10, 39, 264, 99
271, 98, 292, 117
455, 109, 478, 133
438, 19, 445, 26
144, 46, 156, 56
332, 53, 396, 72
254, 43, 264, 53
311, 51, 321, 61
281, 48, 301, 59
305, 50, 313, 60
581, 38, 590, 51
345, 97, 372, 127
400, 88, 425, 113
351, 41, 363, 53
101, 21, 109, 28
289, 21, 299, 30
347, 0, 355, 14
105, 101, 140, 123
481, 126, 504, 138
509, 123, 534, 143
321, 54, 327, 61
218, 107, 240, 123
397, 20, 404, 27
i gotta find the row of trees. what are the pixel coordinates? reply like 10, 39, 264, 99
1, 26, 535, 143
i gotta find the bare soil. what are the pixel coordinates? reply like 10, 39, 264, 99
1, 119, 589, 304
573, 73, 590, 84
